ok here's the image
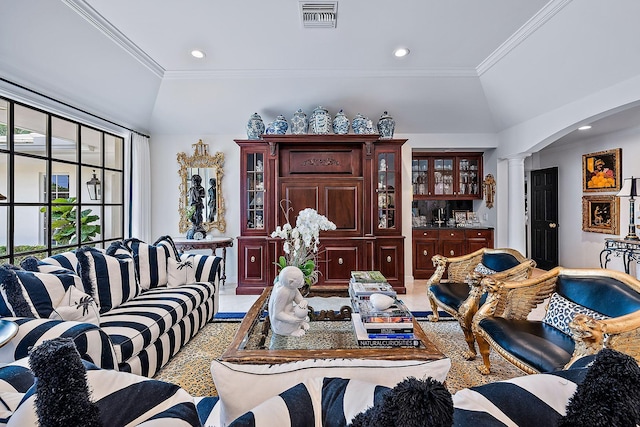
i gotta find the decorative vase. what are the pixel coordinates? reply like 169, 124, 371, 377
332, 110, 350, 135
377, 111, 395, 138
273, 115, 288, 134
290, 109, 308, 134
246, 113, 265, 140
352, 113, 367, 134
309, 106, 331, 135
265, 122, 275, 135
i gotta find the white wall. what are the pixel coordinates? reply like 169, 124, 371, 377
533, 125, 640, 274
149, 134, 243, 284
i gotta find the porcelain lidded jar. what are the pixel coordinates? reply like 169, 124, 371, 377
246, 113, 265, 140
377, 111, 395, 138
352, 113, 368, 135
273, 115, 288, 134
290, 109, 308, 134
309, 106, 331, 135
332, 109, 350, 135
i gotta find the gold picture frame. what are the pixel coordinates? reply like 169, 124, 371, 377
582, 148, 622, 192
582, 195, 619, 234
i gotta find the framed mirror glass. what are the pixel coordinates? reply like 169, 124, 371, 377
177, 140, 226, 234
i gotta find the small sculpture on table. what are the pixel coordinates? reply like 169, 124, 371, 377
187, 174, 206, 240
268, 266, 310, 337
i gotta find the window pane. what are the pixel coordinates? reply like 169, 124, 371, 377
14, 104, 46, 156
82, 167, 101, 202
81, 126, 102, 167
104, 170, 123, 203
80, 205, 102, 243
0, 152, 8, 202
15, 206, 46, 250
104, 205, 123, 240
14, 156, 47, 203
52, 117, 78, 162
0, 205, 7, 255
105, 134, 123, 170
0, 99, 7, 151
51, 162, 76, 201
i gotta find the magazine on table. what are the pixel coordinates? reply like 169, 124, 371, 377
356, 298, 413, 323
350, 270, 387, 283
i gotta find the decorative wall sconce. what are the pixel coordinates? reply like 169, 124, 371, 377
86, 170, 101, 200
483, 174, 496, 209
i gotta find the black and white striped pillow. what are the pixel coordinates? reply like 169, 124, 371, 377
227, 377, 388, 427
124, 237, 179, 290
5, 360, 200, 426
0, 267, 37, 317
76, 246, 140, 314
13, 269, 83, 318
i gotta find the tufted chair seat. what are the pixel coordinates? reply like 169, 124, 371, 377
426, 247, 536, 360
473, 267, 640, 375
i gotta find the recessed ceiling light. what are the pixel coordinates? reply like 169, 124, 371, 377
578, 125, 592, 130
393, 47, 410, 58
191, 49, 206, 59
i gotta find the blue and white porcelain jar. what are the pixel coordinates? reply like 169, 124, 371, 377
310, 106, 331, 134
377, 111, 395, 138
332, 110, 350, 135
352, 113, 368, 135
273, 115, 288, 134
290, 109, 308, 134
246, 113, 265, 140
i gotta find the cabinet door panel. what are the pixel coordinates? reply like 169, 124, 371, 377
325, 184, 360, 232
441, 240, 466, 258
238, 240, 267, 283
377, 244, 401, 282
322, 244, 361, 285
282, 185, 319, 219
414, 241, 437, 272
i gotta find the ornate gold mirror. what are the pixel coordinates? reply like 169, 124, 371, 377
178, 139, 226, 234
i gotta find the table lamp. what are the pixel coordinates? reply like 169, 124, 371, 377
617, 176, 639, 240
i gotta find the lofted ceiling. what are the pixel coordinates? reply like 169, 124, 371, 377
1, 0, 640, 143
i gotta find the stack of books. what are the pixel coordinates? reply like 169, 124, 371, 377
351, 297, 418, 347
349, 271, 396, 302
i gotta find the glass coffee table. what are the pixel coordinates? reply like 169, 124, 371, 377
220, 287, 445, 364
213, 287, 451, 424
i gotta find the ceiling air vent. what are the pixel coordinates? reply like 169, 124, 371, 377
299, 1, 338, 28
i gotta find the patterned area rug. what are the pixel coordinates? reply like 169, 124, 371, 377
153, 319, 526, 397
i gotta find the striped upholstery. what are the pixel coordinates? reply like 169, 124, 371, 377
13, 269, 83, 318
125, 237, 179, 290
76, 246, 140, 313
3, 360, 201, 427
39, 251, 81, 274
0, 244, 219, 381
452, 368, 589, 426
100, 282, 216, 374
0, 318, 117, 370
227, 377, 388, 427
181, 253, 222, 284
119, 297, 215, 377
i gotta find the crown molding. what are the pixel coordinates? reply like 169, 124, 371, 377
163, 67, 478, 80
477, 0, 573, 76
62, 0, 165, 78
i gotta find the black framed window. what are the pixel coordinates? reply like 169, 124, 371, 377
0, 96, 125, 263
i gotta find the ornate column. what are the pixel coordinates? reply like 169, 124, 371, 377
507, 156, 529, 254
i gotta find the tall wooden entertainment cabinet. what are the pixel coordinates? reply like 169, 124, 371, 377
235, 135, 407, 295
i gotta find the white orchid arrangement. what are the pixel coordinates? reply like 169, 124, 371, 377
271, 202, 336, 286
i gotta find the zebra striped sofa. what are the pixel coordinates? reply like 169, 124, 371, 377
0, 236, 221, 378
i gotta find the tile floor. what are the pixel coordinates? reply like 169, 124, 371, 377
219, 279, 432, 313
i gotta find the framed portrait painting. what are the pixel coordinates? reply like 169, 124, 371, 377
582, 148, 621, 192
582, 195, 619, 234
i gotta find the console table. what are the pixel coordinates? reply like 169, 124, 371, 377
600, 238, 640, 274
173, 237, 233, 285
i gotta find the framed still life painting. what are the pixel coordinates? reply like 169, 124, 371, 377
582, 148, 621, 192
582, 195, 619, 235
